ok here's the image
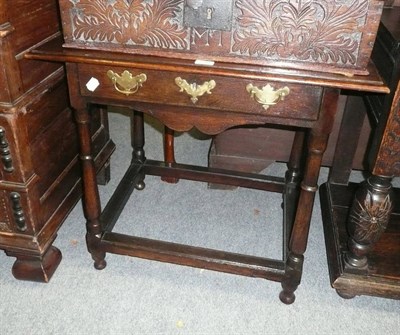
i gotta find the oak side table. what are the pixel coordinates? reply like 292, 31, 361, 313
26, 35, 388, 303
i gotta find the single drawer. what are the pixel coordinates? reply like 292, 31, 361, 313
78, 64, 322, 122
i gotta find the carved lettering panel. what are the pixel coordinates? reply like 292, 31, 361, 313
59, 0, 383, 74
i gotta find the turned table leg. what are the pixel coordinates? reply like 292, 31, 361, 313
161, 126, 179, 184
75, 106, 106, 270
95, 105, 111, 186
280, 88, 340, 304
131, 110, 146, 190
283, 130, 306, 249
67, 63, 106, 270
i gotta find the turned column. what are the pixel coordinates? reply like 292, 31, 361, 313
283, 130, 306, 250
66, 63, 106, 270
280, 88, 340, 304
161, 126, 179, 184
346, 175, 393, 269
131, 110, 146, 190
344, 79, 400, 271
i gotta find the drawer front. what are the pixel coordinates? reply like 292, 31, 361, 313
0, 117, 27, 184
0, 0, 62, 103
60, 0, 383, 75
0, 189, 33, 235
78, 65, 322, 122
0, 78, 72, 184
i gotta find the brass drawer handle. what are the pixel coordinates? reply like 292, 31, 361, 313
246, 84, 290, 110
175, 77, 216, 104
107, 70, 147, 96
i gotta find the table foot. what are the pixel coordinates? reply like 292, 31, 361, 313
279, 287, 296, 304
94, 259, 107, 270
135, 179, 146, 190
91, 250, 107, 270
86, 232, 107, 270
7, 246, 62, 283
336, 290, 356, 300
279, 253, 303, 304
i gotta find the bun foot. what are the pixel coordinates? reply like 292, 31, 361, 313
336, 290, 356, 300
135, 180, 146, 190
94, 259, 107, 270
7, 246, 62, 283
279, 290, 296, 305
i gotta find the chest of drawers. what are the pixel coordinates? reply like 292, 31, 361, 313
58, 0, 384, 76
0, 0, 115, 282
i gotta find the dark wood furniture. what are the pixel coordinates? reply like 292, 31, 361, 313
27, 0, 388, 303
0, 0, 115, 282
320, 7, 400, 300
208, 95, 371, 189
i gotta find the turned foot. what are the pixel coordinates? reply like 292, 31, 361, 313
279, 253, 304, 304
6, 246, 62, 283
135, 179, 146, 190
336, 290, 356, 300
90, 250, 107, 270
279, 286, 296, 304
94, 259, 107, 270
86, 232, 107, 271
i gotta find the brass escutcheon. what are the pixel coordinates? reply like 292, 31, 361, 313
107, 70, 147, 96
175, 77, 216, 104
246, 83, 290, 110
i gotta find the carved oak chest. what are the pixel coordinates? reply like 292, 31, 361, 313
58, 0, 384, 75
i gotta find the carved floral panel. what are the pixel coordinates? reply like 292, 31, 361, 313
349, 190, 392, 244
60, 0, 381, 71
233, 0, 368, 65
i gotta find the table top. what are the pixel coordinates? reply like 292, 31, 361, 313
27, 36, 389, 94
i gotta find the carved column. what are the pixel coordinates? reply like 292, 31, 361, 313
345, 77, 400, 270
345, 175, 393, 269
